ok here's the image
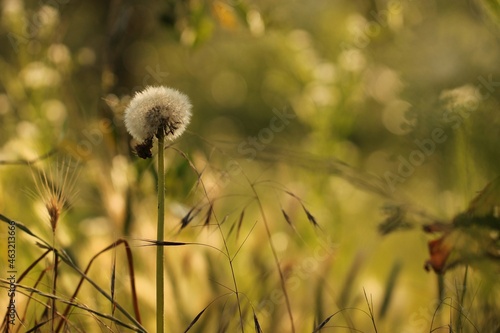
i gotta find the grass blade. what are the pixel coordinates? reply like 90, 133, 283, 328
183, 307, 208, 333
378, 261, 402, 319
3, 281, 146, 332
312, 313, 335, 332
0, 214, 51, 248
111, 248, 117, 317
236, 209, 245, 240
253, 312, 263, 333
56, 239, 144, 332
204, 204, 214, 227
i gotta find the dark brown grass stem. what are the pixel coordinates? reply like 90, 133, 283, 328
51, 250, 58, 333
55, 239, 141, 333
17, 264, 49, 332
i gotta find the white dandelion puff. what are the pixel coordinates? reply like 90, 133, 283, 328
124, 86, 192, 158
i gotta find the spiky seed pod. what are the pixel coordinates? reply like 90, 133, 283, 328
124, 86, 192, 158
31, 160, 79, 233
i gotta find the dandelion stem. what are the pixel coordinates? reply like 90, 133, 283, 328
156, 130, 165, 333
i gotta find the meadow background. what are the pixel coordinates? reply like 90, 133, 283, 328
1, 0, 500, 332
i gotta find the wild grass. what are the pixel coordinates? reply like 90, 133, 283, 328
0, 215, 145, 332
1, 146, 499, 332
1, 1, 500, 332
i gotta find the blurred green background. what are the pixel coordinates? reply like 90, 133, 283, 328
1, 0, 500, 332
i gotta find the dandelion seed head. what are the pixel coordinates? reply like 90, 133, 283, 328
124, 86, 192, 144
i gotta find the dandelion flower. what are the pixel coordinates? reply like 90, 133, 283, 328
124, 86, 192, 158
124, 86, 192, 328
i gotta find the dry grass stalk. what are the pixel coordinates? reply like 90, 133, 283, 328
30, 159, 79, 232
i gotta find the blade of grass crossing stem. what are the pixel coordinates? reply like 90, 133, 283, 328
157, 130, 166, 333
154, 240, 187, 246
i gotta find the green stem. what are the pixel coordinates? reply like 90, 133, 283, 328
156, 131, 165, 333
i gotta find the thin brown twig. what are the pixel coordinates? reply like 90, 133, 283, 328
0, 149, 57, 166
247, 180, 296, 333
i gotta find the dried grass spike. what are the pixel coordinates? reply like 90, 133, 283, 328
236, 209, 245, 240
302, 204, 321, 229
30, 159, 79, 233
180, 207, 199, 230
183, 307, 208, 333
203, 204, 213, 226
226, 220, 237, 239
281, 209, 293, 226
312, 313, 335, 332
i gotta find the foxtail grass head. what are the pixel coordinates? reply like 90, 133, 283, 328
124, 86, 192, 158
31, 160, 79, 233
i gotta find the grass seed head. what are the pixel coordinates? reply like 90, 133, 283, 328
31, 160, 79, 232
